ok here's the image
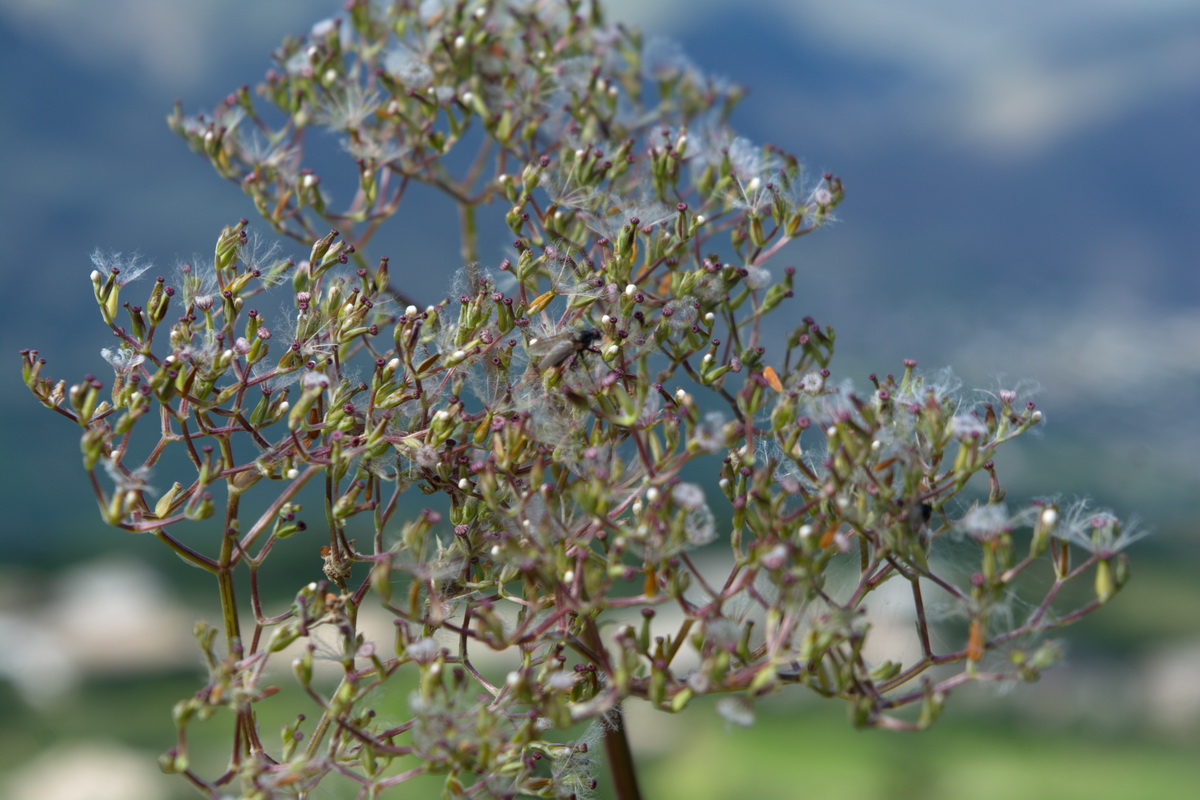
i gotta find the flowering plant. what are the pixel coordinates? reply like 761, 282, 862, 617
20, 1, 1138, 798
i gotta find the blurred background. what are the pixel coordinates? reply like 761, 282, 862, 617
1, 0, 1197, 797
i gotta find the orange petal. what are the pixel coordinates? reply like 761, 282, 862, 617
527, 290, 556, 314
763, 366, 783, 393
967, 619, 985, 661
819, 523, 838, 549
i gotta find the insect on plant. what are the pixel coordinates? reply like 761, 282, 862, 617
527, 326, 603, 369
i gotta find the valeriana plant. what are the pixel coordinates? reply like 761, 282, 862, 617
20, 1, 1139, 798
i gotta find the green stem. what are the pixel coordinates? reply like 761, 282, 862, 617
218, 489, 244, 675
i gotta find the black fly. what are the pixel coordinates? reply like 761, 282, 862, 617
528, 327, 602, 369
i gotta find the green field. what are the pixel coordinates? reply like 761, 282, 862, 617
3, 671, 1196, 800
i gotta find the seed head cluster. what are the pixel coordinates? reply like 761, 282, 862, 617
20, 1, 1137, 798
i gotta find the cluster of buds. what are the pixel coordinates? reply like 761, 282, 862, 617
24, 1, 1136, 798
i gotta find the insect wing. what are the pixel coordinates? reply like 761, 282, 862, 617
528, 327, 600, 369
528, 331, 579, 368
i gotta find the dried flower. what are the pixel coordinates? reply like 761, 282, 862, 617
25, 2, 1137, 797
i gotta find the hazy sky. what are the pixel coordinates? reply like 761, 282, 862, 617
3, 0, 1198, 532
6, 0, 1197, 154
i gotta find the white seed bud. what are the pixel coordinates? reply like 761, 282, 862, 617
625, 284, 637, 296
286, 468, 299, 480
457, 478, 470, 490
563, 570, 574, 584
1041, 508, 1058, 527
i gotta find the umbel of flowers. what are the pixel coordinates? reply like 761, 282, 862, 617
21, 1, 1137, 798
